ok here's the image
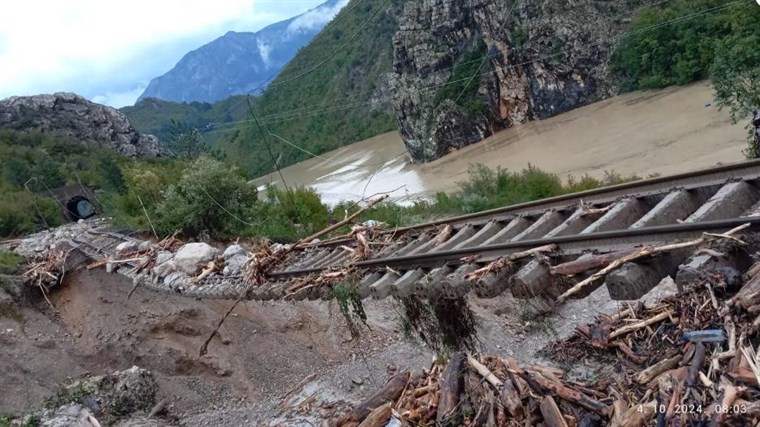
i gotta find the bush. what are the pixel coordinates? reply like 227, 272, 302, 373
153, 157, 258, 239
0, 191, 62, 238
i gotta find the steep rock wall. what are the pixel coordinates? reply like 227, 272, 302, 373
390, 0, 641, 161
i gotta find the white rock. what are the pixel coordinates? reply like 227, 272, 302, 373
152, 260, 176, 278
224, 254, 249, 275
164, 272, 191, 290
115, 241, 139, 254
138, 241, 152, 252
173, 243, 218, 274
155, 251, 174, 265
222, 244, 245, 260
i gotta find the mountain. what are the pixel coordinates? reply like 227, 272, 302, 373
137, 0, 349, 103
0, 93, 161, 157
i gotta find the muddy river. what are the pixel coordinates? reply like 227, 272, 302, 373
253, 82, 748, 205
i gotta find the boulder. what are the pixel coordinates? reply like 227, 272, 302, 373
38, 366, 157, 426
155, 251, 174, 265
39, 404, 100, 427
115, 241, 140, 255
222, 244, 246, 260
138, 241, 152, 252
222, 254, 249, 276
173, 243, 218, 274
152, 260, 176, 278
164, 272, 191, 290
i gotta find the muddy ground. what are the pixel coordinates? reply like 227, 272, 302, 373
0, 264, 679, 425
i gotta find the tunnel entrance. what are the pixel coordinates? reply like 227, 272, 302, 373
65, 196, 96, 220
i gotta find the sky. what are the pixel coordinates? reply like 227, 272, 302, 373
0, 0, 330, 108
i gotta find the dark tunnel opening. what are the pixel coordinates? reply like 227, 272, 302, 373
65, 196, 96, 220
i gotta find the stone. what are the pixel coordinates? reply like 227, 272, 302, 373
223, 254, 249, 275
0, 93, 161, 157
164, 272, 191, 290
115, 241, 139, 255
152, 260, 176, 278
352, 377, 364, 385
173, 243, 219, 274
222, 244, 246, 260
138, 241, 152, 252
155, 251, 174, 265
38, 404, 98, 427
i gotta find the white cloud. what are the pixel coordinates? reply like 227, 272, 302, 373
257, 38, 272, 67
287, 0, 349, 35
0, 0, 325, 105
91, 85, 148, 108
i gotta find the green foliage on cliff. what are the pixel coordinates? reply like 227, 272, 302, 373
611, 0, 759, 91
434, 40, 489, 116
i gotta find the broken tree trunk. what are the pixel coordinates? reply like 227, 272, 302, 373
550, 249, 640, 276
356, 402, 392, 427
636, 355, 681, 385
540, 396, 569, 427
294, 195, 389, 249
437, 352, 466, 425
337, 371, 410, 426
521, 370, 610, 416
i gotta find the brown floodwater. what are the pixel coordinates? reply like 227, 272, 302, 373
252, 82, 747, 205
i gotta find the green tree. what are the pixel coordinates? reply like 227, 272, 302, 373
710, 34, 760, 158
167, 120, 208, 159
2, 157, 32, 188
153, 157, 257, 238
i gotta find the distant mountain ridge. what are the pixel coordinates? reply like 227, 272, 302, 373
137, 0, 348, 103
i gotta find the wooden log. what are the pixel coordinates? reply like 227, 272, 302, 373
540, 396, 569, 427
522, 370, 610, 416
686, 342, 706, 387
336, 371, 410, 426
437, 352, 465, 425
294, 195, 389, 249
707, 382, 739, 427
610, 401, 656, 427
467, 354, 503, 388
637, 355, 681, 385
356, 402, 392, 427
731, 272, 760, 309
609, 311, 671, 340
612, 342, 647, 365
550, 249, 640, 276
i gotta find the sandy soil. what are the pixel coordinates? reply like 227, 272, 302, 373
253, 82, 747, 204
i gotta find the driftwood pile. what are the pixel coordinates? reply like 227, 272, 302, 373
332, 352, 613, 427
544, 261, 760, 426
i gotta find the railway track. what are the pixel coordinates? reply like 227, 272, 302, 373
68, 160, 760, 304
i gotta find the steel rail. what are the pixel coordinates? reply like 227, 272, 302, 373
306, 159, 760, 249
269, 217, 760, 277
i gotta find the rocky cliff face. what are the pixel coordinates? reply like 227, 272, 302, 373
138, 0, 348, 103
390, 0, 642, 161
0, 93, 161, 157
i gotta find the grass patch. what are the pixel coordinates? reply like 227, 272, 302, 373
0, 252, 24, 275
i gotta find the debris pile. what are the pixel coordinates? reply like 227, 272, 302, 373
330, 352, 615, 427
543, 261, 760, 425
